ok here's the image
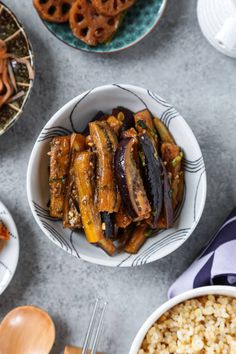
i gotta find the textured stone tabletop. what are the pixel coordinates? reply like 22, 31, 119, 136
0, 0, 236, 353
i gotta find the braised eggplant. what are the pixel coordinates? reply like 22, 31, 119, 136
121, 127, 137, 139
82, 110, 107, 135
138, 134, 163, 228
49, 136, 71, 218
98, 237, 116, 257
172, 171, 184, 210
92, 110, 107, 121
63, 133, 86, 228
112, 106, 135, 133
116, 223, 135, 252
89, 121, 120, 213
74, 151, 115, 256
115, 204, 132, 228
161, 143, 182, 175
134, 109, 158, 146
160, 159, 174, 228
101, 212, 115, 240
74, 151, 101, 243
47, 107, 184, 256
134, 109, 154, 131
161, 142, 183, 209
154, 117, 175, 144
63, 184, 81, 229
106, 115, 122, 135
115, 138, 151, 220
125, 223, 151, 254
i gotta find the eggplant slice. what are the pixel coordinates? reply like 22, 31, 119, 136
74, 151, 116, 256
115, 138, 151, 220
49, 136, 71, 219
138, 134, 163, 229
160, 159, 174, 228
101, 212, 115, 240
115, 204, 132, 228
63, 133, 86, 228
112, 107, 135, 134
89, 121, 120, 213
154, 117, 175, 144
82, 111, 107, 136
161, 142, 183, 209
125, 223, 151, 254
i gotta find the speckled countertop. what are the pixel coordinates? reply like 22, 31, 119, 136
0, 1, 236, 353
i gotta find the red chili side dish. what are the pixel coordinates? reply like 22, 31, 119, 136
0, 221, 10, 241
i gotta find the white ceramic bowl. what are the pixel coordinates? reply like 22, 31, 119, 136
27, 84, 206, 267
0, 201, 19, 294
129, 285, 236, 353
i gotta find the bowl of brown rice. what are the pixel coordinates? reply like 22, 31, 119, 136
129, 285, 236, 354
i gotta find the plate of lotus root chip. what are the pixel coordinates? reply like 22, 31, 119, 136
33, 0, 167, 52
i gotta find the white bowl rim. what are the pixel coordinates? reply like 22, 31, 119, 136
129, 285, 236, 353
26, 84, 207, 267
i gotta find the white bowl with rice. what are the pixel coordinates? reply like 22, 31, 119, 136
129, 285, 236, 354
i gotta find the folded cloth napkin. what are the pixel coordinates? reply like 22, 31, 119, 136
168, 208, 236, 298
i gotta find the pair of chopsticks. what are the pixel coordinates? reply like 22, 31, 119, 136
81, 299, 107, 354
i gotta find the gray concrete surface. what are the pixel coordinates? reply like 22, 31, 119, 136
1, 0, 236, 353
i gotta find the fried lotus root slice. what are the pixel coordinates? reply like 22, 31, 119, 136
69, 0, 121, 46
33, 0, 75, 22
92, 0, 136, 16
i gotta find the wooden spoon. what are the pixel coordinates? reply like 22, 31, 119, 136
0, 306, 55, 354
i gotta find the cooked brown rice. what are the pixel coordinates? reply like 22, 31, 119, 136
139, 295, 236, 354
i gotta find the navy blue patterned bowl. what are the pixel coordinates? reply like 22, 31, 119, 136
40, 0, 167, 53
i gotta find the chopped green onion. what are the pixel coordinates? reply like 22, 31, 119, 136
139, 151, 146, 166
137, 120, 147, 129
145, 229, 152, 238
172, 154, 183, 167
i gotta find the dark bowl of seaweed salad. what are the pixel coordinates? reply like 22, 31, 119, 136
0, 2, 34, 135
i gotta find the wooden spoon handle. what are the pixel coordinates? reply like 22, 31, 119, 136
64, 345, 104, 354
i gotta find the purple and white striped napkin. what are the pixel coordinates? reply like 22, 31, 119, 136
168, 208, 236, 298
